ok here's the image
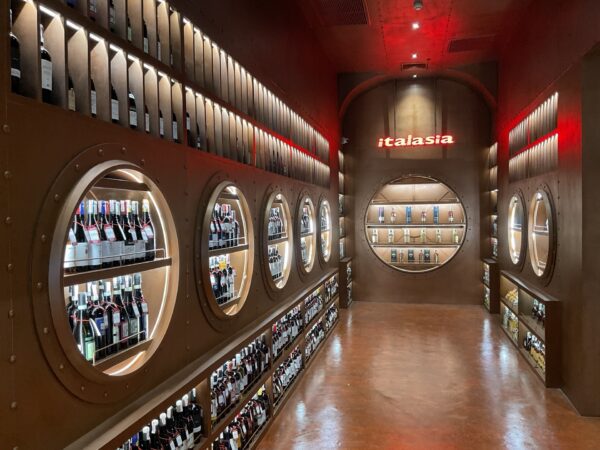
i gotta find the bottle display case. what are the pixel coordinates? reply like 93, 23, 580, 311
55, 164, 179, 376
365, 175, 466, 273
508, 193, 526, 266
203, 182, 254, 317
499, 272, 561, 387
482, 258, 499, 313
528, 189, 555, 279
318, 199, 332, 263
487, 143, 499, 260
297, 195, 316, 274
263, 192, 293, 290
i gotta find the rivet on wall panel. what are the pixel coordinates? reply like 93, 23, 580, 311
59, 364, 64, 370
5, 217, 12, 225
9, 355, 16, 363
75, 164, 80, 171
2, 124, 10, 133
80, 385, 85, 391
8, 309, 14, 318
104, 392, 108, 398
43, 327, 48, 334
10, 401, 17, 409
97, 148, 104, 156
41, 235, 47, 243
36, 282, 43, 291
54, 194, 60, 202
4, 170, 12, 179
121, 147, 127, 153
141, 159, 145, 166
6, 263, 13, 272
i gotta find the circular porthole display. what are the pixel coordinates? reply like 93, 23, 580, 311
50, 163, 179, 377
528, 189, 555, 278
264, 192, 293, 290
319, 199, 332, 263
364, 175, 466, 273
508, 193, 526, 266
297, 195, 316, 274
203, 183, 254, 317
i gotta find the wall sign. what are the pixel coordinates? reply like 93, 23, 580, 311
377, 134, 455, 148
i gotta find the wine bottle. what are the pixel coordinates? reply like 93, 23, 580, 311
421, 210, 427, 223
378, 207, 385, 224
131, 201, 146, 263
85, 200, 102, 271
133, 273, 148, 341
67, 76, 76, 111
436, 228, 442, 243
157, 33, 162, 61
39, 24, 53, 104
126, 15, 132, 42
141, 199, 155, 261
405, 206, 412, 224
434, 250, 440, 264
90, 79, 97, 118
371, 228, 378, 244
144, 105, 150, 133
110, 200, 126, 266
65, 206, 78, 273
98, 201, 111, 268
66, 285, 79, 330
420, 228, 426, 244
433, 205, 440, 224
100, 280, 118, 356
159, 109, 164, 138
88, 282, 107, 360
121, 200, 135, 264
124, 276, 139, 346
88, 0, 97, 21
10, 7, 21, 94
186, 112, 193, 147
390, 207, 397, 224
172, 112, 179, 143
128, 91, 137, 129
113, 277, 129, 351
74, 201, 89, 272
74, 292, 96, 362
110, 84, 119, 123
109, 0, 116, 33
142, 20, 149, 53
387, 229, 394, 244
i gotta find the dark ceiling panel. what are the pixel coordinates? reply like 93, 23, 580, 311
311, 0, 370, 26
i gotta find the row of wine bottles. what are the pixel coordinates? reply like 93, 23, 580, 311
64, 198, 156, 273
502, 306, 519, 344
523, 332, 546, 373
300, 239, 311, 267
304, 320, 325, 362
371, 227, 461, 245
272, 305, 303, 360
374, 205, 459, 225
324, 304, 339, 332
210, 335, 270, 425
267, 206, 285, 240
324, 275, 339, 301
300, 205, 313, 235
211, 387, 270, 450
531, 299, 546, 326
67, 274, 149, 362
117, 390, 204, 450
209, 255, 237, 305
209, 202, 242, 250
267, 246, 284, 281
390, 248, 441, 264
303, 290, 324, 325
320, 206, 330, 230
272, 347, 303, 406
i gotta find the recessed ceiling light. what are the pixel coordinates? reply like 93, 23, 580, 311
412, 53, 418, 59
413, 74, 417, 78
412, 22, 420, 30
414, 0, 424, 11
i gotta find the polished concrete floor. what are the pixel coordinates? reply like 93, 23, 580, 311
257, 303, 600, 450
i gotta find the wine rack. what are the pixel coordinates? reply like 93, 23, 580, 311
263, 191, 293, 291
508, 192, 526, 267
527, 188, 556, 279
365, 175, 467, 273
55, 164, 179, 377
482, 258, 499, 313
8, 0, 331, 187
488, 143, 498, 260
296, 194, 317, 275
499, 272, 561, 387
318, 198, 332, 264
339, 257, 353, 308
203, 183, 254, 317
508, 93, 559, 182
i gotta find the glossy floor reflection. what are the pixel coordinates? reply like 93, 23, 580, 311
257, 303, 600, 450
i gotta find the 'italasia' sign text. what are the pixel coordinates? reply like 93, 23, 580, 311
377, 135, 455, 148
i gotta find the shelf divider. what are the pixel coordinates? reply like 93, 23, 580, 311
63, 257, 172, 286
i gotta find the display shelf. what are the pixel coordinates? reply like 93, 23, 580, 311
528, 189, 556, 279
267, 235, 289, 245
482, 258, 499, 313
297, 195, 316, 274
366, 175, 466, 273
63, 256, 170, 285
500, 304, 519, 347
263, 192, 293, 290
339, 257, 352, 308
94, 338, 152, 371
318, 199, 332, 263
203, 183, 254, 317
508, 193, 526, 266
499, 271, 561, 387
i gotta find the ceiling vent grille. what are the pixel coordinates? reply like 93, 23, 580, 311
312, 0, 369, 26
448, 35, 496, 53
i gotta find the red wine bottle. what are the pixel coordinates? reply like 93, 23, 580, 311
141, 199, 155, 261
112, 277, 129, 351
85, 200, 102, 271
133, 273, 148, 341
124, 276, 139, 346
40, 24, 53, 104
128, 91, 137, 129
9, 7, 20, 94
110, 84, 119, 123
73, 292, 95, 362
74, 201, 89, 272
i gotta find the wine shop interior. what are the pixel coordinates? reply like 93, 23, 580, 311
3, 0, 600, 448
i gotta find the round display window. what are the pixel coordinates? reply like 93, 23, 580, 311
508, 193, 526, 266
203, 183, 254, 317
528, 189, 555, 278
297, 195, 316, 274
319, 199, 332, 263
264, 192, 293, 290
365, 175, 466, 273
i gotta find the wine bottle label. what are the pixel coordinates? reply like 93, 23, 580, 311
85, 226, 101, 243
103, 224, 116, 242
127, 27, 132, 42
129, 317, 138, 336
142, 224, 154, 239
129, 110, 137, 127
88, 242, 101, 267
84, 339, 95, 361
68, 228, 77, 244
75, 242, 88, 267
101, 240, 111, 263
111, 99, 119, 121
169, 440, 176, 450
175, 435, 183, 447
11, 68, 21, 79
186, 116, 191, 131
120, 320, 129, 338
129, 228, 137, 241
112, 311, 120, 324
68, 89, 76, 111
143, 37, 149, 53
41, 59, 52, 91
91, 90, 97, 115
64, 243, 75, 269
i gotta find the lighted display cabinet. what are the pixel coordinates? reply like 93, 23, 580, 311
297, 194, 316, 275
499, 272, 561, 387
508, 193, 526, 267
365, 175, 467, 273
201, 182, 254, 317
44, 162, 180, 381
528, 189, 556, 280
263, 191, 293, 290
318, 199, 332, 263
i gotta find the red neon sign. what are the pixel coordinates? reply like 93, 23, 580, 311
377, 134, 455, 148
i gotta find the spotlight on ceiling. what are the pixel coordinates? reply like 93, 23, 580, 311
412, 53, 418, 59
413, 0, 423, 11
412, 22, 420, 30
413, 74, 418, 78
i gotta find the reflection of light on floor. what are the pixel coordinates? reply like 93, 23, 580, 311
295, 401, 306, 425
329, 336, 342, 365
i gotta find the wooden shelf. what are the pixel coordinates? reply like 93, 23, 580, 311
366, 223, 466, 228
500, 322, 518, 348
94, 338, 152, 372
93, 177, 150, 192
218, 192, 240, 201
215, 295, 243, 309
500, 296, 519, 315
208, 243, 249, 257
63, 257, 171, 286
519, 314, 546, 341
519, 347, 546, 383
300, 231, 314, 238
267, 235, 289, 245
